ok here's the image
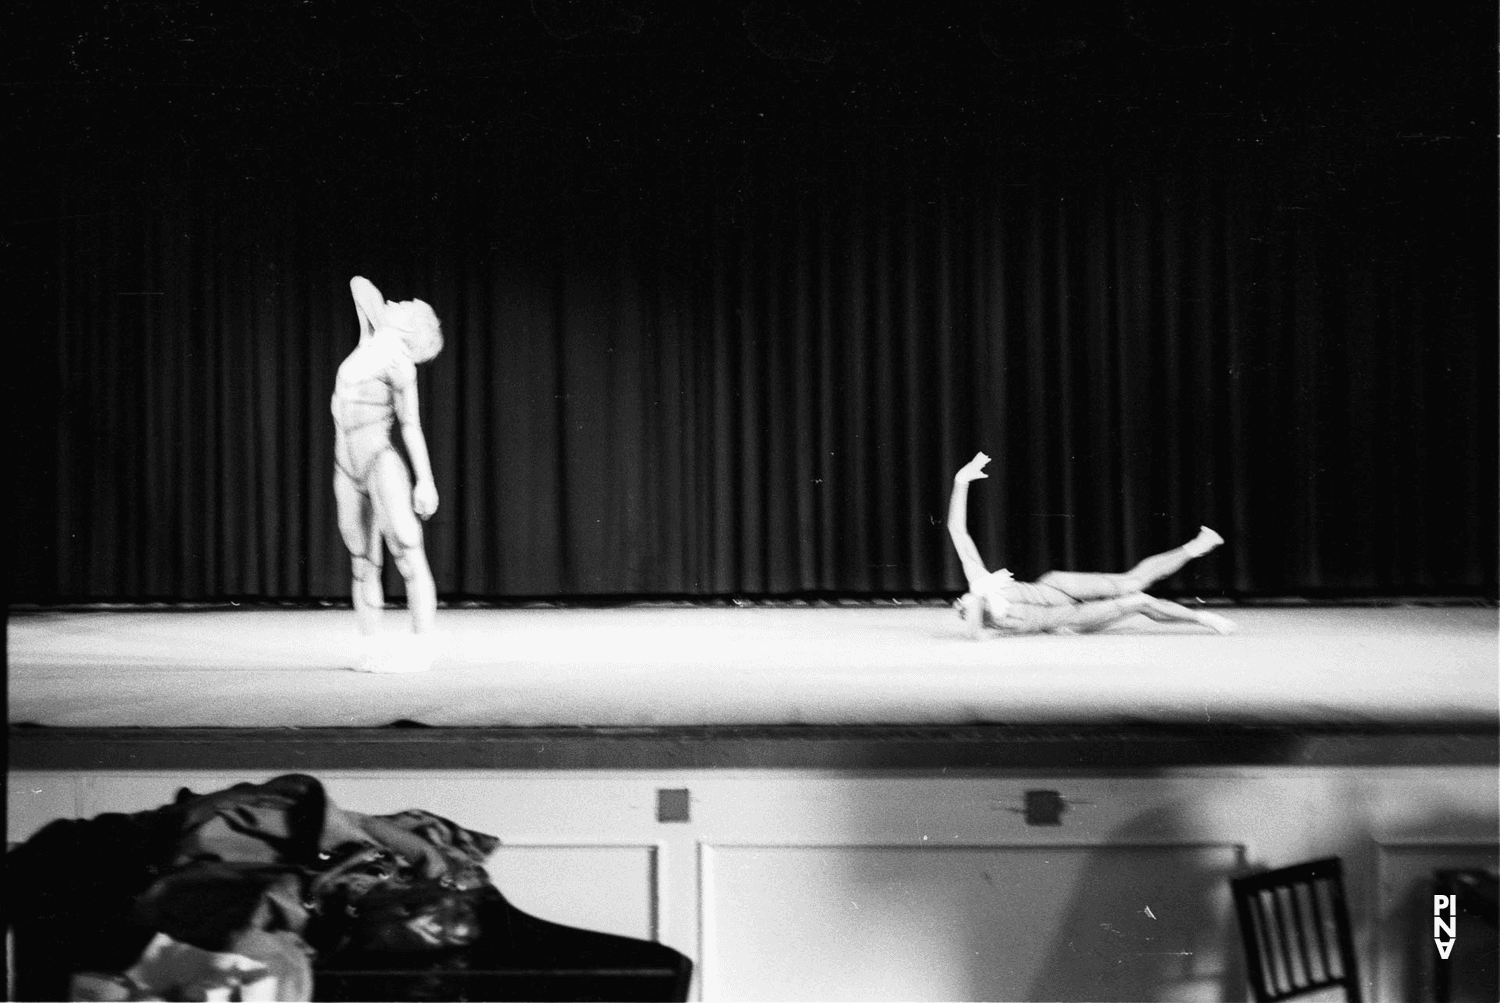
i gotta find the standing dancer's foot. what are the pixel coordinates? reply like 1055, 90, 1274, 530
1183, 526, 1224, 558
351, 633, 433, 674
352, 635, 381, 673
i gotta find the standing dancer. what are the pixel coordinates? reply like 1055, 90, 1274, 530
332, 276, 444, 673
947, 452, 1235, 637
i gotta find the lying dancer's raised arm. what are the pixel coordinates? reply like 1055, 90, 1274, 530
349, 275, 386, 345
947, 451, 995, 591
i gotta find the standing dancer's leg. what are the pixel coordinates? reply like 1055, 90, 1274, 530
335, 471, 384, 662
370, 450, 437, 637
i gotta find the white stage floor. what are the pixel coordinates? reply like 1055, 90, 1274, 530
7, 605, 1497, 730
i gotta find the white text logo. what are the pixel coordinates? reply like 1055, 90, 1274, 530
1433, 894, 1457, 959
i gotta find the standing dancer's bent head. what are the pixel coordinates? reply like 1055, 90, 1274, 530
383, 298, 444, 363
331, 276, 446, 673
946, 451, 1234, 637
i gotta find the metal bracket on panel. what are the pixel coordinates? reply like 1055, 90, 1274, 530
657, 787, 690, 823
1023, 789, 1065, 826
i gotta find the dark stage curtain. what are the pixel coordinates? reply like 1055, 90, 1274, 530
11, 131, 1495, 602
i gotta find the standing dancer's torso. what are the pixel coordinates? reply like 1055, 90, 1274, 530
331, 340, 412, 483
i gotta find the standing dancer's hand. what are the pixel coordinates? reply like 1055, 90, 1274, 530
955, 451, 991, 482
413, 479, 439, 520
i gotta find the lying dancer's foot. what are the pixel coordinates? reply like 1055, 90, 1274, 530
1182, 526, 1224, 558
1197, 611, 1237, 635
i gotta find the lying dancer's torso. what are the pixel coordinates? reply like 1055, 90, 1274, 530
982, 579, 1077, 634
331, 343, 409, 484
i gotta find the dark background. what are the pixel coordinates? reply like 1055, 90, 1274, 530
7, 0, 1496, 601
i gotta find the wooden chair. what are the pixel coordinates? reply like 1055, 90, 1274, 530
1231, 857, 1362, 1002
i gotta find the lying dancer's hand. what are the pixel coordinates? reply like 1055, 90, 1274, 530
955, 451, 991, 482
413, 478, 439, 520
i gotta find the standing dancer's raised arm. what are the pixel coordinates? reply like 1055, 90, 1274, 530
947, 451, 994, 591
349, 275, 386, 345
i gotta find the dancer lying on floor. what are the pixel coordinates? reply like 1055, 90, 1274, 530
332, 276, 444, 673
947, 452, 1235, 637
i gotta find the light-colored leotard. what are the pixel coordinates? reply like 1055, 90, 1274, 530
973, 572, 1095, 634
331, 342, 415, 488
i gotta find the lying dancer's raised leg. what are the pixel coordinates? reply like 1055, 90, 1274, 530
1037, 527, 1223, 600
1118, 526, 1223, 591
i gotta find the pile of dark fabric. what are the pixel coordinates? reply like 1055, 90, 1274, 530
6, 775, 692, 1001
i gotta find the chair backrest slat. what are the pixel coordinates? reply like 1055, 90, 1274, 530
1245, 892, 1280, 995
1294, 881, 1327, 985
1277, 885, 1311, 989
1314, 878, 1345, 980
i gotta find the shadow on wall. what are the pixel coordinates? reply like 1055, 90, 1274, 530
706, 801, 1250, 1000
701, 828, 1249, 1000
1017, 801, 1249, 1003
